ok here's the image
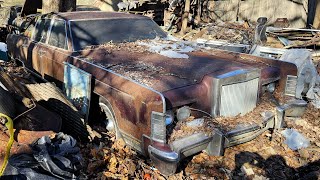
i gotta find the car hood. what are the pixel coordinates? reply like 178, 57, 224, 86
76, 46, 255, 92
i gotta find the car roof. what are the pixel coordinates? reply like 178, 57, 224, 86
53, 11, 149, 21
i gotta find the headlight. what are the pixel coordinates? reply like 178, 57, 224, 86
176, 106, 191, 121
267, 83, 276, 93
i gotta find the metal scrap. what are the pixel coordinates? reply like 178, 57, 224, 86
181, 21, 255, 45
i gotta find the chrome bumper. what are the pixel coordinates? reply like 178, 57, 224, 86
148, 100, 307, 175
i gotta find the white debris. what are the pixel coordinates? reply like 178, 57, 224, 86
241, 164, 255, 176
0, 42, 7, 52
281, 128, 310, 150
159, 50, 189, 59
186, 118, 204, 127
165, 35, 179, 41
179, 46, 194, 53
117, 1, 137, 10
280, 49, 320, 107
138, 39, 196, 59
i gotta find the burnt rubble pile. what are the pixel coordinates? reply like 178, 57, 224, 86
181, 21, 255, 45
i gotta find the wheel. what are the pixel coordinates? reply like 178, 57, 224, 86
99, 97, 122, 139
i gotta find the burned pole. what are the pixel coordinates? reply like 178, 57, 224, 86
181, 0, 191, 34
42, 0, 76, 14
313, 0, 320, 28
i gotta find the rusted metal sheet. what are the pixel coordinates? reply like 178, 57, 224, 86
78, 46, 291, 92
77, 48, 256, 92
0, 125, 54, 165
17, 130, 54, 144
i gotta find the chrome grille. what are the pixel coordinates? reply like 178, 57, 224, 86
220, 78, 259, 117
285, 75, 297, 97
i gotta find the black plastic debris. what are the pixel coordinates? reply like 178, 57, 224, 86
1, 133, 83, 180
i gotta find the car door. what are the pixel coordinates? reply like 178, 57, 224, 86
42, 18, 70, 87
31, 18, 52, 75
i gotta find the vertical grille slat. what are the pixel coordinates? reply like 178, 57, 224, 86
285, 75, 297, 97
220, 78, 259, 117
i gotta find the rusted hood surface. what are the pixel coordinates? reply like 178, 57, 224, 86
77, 46, 258, 92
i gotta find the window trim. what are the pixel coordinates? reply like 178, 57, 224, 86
47, 17, 69, 50
68, 20, 74, 52
68, 18, 167, 52
31, 17, 53, 44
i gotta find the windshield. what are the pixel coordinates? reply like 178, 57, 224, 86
70, 18, 167, 51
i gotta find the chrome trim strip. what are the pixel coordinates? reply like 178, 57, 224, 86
68, 21, 75, 52
47, 16, 69, 51
31, 18, 40, 41
216, 69, 248, 79
68, 16, 149, 22
45, 17, 54, 44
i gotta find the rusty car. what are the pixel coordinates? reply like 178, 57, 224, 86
6, 11, 304, 175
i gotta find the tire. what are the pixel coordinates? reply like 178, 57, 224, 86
99, 97, 122, 139
0, 86, 16, 118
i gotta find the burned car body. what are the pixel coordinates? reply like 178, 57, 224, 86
6, 11, 299, 175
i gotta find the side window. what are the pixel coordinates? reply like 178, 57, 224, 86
33, 18, 51, 43
24, 24, 35, 38
48, 20, 67, 49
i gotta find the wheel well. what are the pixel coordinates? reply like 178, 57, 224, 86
88, 93, 116, 124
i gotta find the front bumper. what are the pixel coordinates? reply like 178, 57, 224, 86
148, 100, 307, 175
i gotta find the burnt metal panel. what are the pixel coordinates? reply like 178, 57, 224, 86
64, 62, 92, 122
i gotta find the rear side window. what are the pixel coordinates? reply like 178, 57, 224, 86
33, 18, 51, 43
48, 20, 67, 49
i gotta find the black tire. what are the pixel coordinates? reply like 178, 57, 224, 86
0, 86, 16, 118
99, 97, 122, 139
